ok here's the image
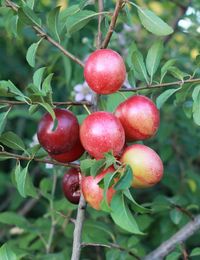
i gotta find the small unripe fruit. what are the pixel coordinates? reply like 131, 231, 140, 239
37, 108, 79, 154
80, 111, 125, 159
84, 49, 126, 94
121, 144, 163, 188
62, 168, 81, 204
115, 95, 160, 141
49, 139, 84, 163
81, 167, 116, 210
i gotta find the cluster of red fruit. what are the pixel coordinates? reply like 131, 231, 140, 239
37, 49, 163, 210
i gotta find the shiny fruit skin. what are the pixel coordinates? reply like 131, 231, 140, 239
49, 139, 84, 163
81, 167, 115, 210
84, 49, 126, 94
80, 111, 125, 159
121, 144, 163, 188
37, 108, 79, 154
115, 95, 160, 141
62, 168, 81, 204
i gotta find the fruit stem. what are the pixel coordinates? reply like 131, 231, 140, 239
83, 104, 91, 115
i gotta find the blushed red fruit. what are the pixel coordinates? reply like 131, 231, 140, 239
37, 108, 79, 154
84, 49, 126, 94
121, 144, 163, 188
115, 95, 160, 141
81, 167, 116, 210
49, 139, 84, 163
62, 168, 81, 204
80, 111, 125, 159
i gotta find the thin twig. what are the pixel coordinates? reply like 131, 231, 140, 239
5, 0, 84, 67
101, 0, 124, 48
143, 214, 200, 260
97, 0, 104, 48
0, 99, 92, 106
46, 171, 57, 253
120, 77, 200, 92
71, 194, 87, 260
0, 151, 80, 168
81, 242, 141, 259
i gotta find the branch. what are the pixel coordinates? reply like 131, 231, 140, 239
143, 214, 200, 260
0, 151, 80, 168
0, 99, 92, 106
5, 0, 84, 67
120, 77, 200, 92
81, 242, 141, 259
97, 0, 104, 49
71, 194, 86, 260
101, 0, 124, 48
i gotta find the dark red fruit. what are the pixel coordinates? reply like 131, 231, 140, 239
62, 168, 81, 204
37, 108, 79, 154
49, 139, 85, 163
84, 49, 126, 94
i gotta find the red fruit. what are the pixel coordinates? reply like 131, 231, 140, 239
81, 167, 116, 210
115, 95, 160, 141
62, 168, 81, 204
84, 49, 126, 94
121, 144, 163, 188
80, 111, 125, 159
37, 108, 79, 154
49, 139, 84, 163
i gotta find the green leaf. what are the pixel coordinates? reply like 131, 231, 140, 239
42, 73, 53, 94
0, 212, 29, 228
100, 171, 117, 212
156, 87, 181, 109
26, 38, 43, 67
170, 208, 182, 225
132, 4, 173, 36
0, 107, 11, 134
66, 10, 105, 35
47, 6, 61, 43
0, 243, 17, 260
26, 0, 35, 9
15, 161, 31, 198
0, 80, 29, 102
90, 159, 105, 176
146, 40, 163, 83
192, 85, 200, 126
33, 67, 46, 90
132, 50, 149, 83
114, 165, 133, 191
104, 152, 116, 169
18, 4, 41, 27
59, 5, 80, 32
124, 189, 151, 213
160, 59, 176, 82
190, 247, 200, 257
110, 192, 142, 234
167, 66, 188, 81
80, 158, 95, 175
0, 131, 26, 152
39, 102, 55, 121
195, 55, 200, 67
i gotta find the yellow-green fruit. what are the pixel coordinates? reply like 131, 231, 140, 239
121, 144, 164, 188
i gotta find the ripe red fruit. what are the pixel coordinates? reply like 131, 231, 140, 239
84, 49, 126, 94
115, 95, 160, 141
81, 167, 116, 210
62, 168, 81, 204
80, 111, 125, 159
121, 144, 163, 188
49, 139, 84, 163
37, 108, 79, 154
